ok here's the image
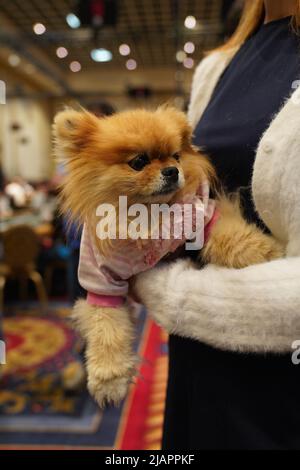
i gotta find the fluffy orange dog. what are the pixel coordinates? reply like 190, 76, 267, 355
54, 106, 283, 406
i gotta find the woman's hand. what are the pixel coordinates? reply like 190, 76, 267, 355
132, 259, 194, 332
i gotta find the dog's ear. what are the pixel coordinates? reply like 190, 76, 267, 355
53, 108, 101, 155
156, 106, 192, 147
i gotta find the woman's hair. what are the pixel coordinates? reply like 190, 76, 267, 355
214, 0, 300, 53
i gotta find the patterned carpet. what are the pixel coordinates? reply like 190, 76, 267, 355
119, 322, 168, 449
0, 303, 168, 450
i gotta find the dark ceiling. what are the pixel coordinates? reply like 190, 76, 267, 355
0, 0, 225, 70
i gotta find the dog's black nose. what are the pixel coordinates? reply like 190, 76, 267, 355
161, 167, 179, 182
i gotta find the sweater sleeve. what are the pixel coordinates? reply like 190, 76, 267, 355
134, 257, 300, 353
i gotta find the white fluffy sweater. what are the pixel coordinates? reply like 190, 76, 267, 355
135, 49, 300, 353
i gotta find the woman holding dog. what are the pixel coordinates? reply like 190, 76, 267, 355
134, 0, 300, 450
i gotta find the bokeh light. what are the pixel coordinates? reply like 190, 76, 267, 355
184, 42, 195, 54
183, 57, 194, 69
8, 54, 21, 67
126, 59, 137, 70
184, 16, 196, 29
70, 61, 82, 72
91, 48, 113, 62
56, 47, 69, 59
119, 44, 131, 56
33, 23, 46, 35
66, 13, 81, 29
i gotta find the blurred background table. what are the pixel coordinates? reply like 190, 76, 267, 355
0, 211, 54, 237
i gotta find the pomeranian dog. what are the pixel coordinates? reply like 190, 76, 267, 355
53, 106, 283, 406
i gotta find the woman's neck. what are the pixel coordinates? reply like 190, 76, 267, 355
264, 0, 297, 24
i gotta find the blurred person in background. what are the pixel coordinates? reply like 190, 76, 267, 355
5, 176, 34, 209
134, 0, 300, 450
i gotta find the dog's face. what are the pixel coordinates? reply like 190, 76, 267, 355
54, 106, 213, 223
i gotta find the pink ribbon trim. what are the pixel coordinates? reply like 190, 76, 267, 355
204, 208, 220, 242
87, 292, 126, 308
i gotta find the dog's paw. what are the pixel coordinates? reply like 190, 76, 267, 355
86, 354, 139, 408
88, 374, 134, 407
88, 374, 134, 408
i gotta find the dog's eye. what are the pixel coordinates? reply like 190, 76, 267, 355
173, 153, 180, 162
128, 153, 150, 171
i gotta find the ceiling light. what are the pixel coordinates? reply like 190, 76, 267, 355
56, 47, 68, 59
184, 16, 196, 29
119, 44, 130, 56
8, 54, 21, 67
33, 23, 46, 35
66, 13, 81, 29
176, 50, 186, 63
184, 41, 195, 54
126, 59, 137, 70
91, 48, 112, 62
70, 61, 81, 72
183, 57, 194, 69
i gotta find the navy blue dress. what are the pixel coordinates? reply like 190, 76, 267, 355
163, 17, 300, 450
